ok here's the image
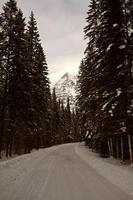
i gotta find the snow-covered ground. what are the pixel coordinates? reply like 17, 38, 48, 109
76, 143, 133, 197
0, 143, 132, 200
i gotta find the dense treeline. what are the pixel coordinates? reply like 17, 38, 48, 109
0, 0, 79, 159
0, 0, 51, 157
78, 0, 133, 164
51, 88, 81, 145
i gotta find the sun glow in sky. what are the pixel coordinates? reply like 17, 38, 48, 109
0, 0, 90, 84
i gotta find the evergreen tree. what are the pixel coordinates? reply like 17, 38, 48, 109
59, 101, 67, 144
0, 0, 19, 157
7, 8, 30, 156
26, 11, 51, 149
0, 0, 34, 156
0, 15, 5, 157
0, 1, 51, 157
64, 98, 72, 143
51, 88, 60, 145
78, 0, 133, 160
123, 0, 133, 163
51, 92, 79, 145
71, 109, 80, 142
78, 0, 101, 151
94, 0, 127, 157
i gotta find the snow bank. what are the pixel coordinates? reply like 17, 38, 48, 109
75, 143, 133, 196
0, 145, 61, 191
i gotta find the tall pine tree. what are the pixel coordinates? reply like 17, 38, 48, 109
26, 11, 51, 149
78, 0, 133, 161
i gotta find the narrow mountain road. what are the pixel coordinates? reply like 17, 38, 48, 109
0, 143, 132, 200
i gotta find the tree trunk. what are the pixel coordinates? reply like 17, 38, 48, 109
128, 135, 133, 165
121, 136, 124, 162
9, 134, 14, 157
6, 143, 9, 157
108, 138, 111, 157
0, 30, 11, 158
0, 91, 7, 158
116, 139, 119, 159
110, 138, 113, 157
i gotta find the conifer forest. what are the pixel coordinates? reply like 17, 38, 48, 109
0, 0, 133, 164
0, 1, 133, 200
78, 0, 133, 164
0, 0, 80, 159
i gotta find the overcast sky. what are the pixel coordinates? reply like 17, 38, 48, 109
0, 0, 89, 84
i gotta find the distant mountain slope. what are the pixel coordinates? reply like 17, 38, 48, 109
53, 72, 77, 108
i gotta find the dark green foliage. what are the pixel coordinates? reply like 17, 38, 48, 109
78, 0, 133, 162
51, 88, 60, 145
0, 0, 20, 157
0, 0, 51, 158
26, 11, 51, 149
0, 0, 80, 158
51, 90, 80, 145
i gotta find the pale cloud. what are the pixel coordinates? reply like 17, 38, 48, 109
0, 0, 90, 84
49, 54, 81, 86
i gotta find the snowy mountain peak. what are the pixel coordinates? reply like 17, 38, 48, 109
54, 72, 77, 87
62, 72, 70, 79
53, 72, 77, 109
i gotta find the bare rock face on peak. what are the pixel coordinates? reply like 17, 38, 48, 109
53, 72, 77, 109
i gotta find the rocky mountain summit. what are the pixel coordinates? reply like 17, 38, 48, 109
53, 72, 77, 108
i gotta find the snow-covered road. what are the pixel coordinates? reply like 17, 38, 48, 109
0, 143, 132, 200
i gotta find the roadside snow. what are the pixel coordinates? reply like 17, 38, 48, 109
0, 143, 132, 200
0, 145, 61, 192
113, 23, 118, 28
119, 45, 126, 49
75, 143, 133, 196
106, 44, 114, 51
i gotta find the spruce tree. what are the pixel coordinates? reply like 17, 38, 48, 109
78, 0, 101, 149
26, 11, 51, 149
0, 0, 34, 156
0, 16, 5, 157
0, 0, 19, 157
59, 101, 67, 144
71, 109, 80, 142
64, 98, 72, 143
51, 88, 60, 145
123, 0, 133, 163
9, 9, 32, 155
0, 1, 51, 157
78, 0, 133, 159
